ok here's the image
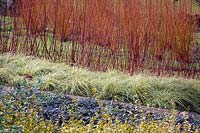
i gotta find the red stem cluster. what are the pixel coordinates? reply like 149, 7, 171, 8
1, 0, 199, 78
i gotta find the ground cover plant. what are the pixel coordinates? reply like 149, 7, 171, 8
0, 0, 199, 78
0, 54, 199, 114
0, 86, 199, 132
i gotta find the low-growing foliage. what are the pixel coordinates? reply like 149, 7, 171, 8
0, 86, 199, 133
0, 88, 57, 132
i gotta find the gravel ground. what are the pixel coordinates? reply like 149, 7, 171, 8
0, 86, 200, 131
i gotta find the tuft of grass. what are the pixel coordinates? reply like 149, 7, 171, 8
0, 53, 200, 113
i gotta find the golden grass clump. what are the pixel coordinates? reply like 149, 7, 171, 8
0, 54, 199, 113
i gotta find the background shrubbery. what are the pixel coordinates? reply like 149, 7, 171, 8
0, 0, 199, 77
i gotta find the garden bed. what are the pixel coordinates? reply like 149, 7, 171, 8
0, 1, 200, 132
